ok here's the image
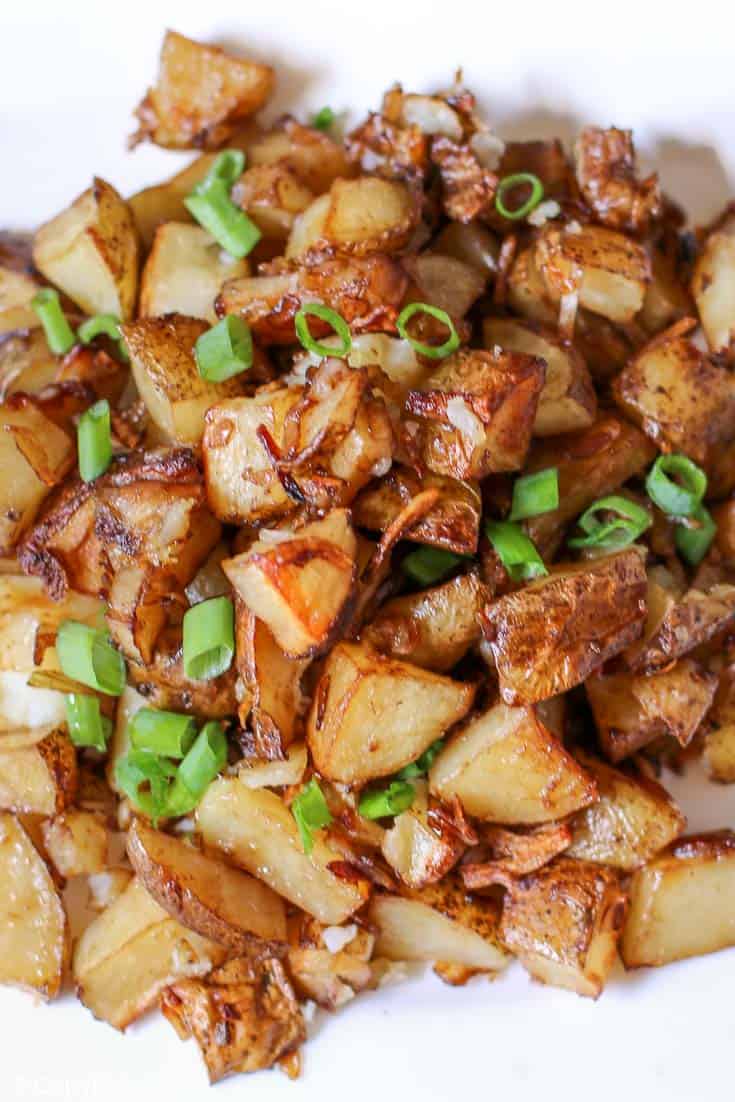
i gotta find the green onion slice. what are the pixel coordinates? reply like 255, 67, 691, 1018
57, 621, 125, 696
128, 707, 197, 759
291, 778, 333, 854
359, 780, 415, 820
675, 504, 716, 566
77, 399, 112, 482
509, 468, 559, 522
78, 313, 130, 363
402, 547, 463, 587
568, 494, 652, 551
182, 597, 235, 681
294, 304, 352, 358
65, 694, 111, 751
645, 454, 707, 517
184, 151, 260, 258
395, 739, 444, 780
485, 520, 547, 582
312, 106, 335, 131
115, 750, 178, 823
195, 316, 253, 382
396, 302, 460, 360
31, 288, 76, 355
496, 173, 545, 221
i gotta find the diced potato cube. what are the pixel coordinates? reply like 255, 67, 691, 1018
574, 127, 661, 235
704, 665, 735, 782
691, 208, 735, 357
627, 582, 735, 674
139, 223, 248, 321
0, 727, 78, 816
381, 782, 463, 889
42, 810, 109, 877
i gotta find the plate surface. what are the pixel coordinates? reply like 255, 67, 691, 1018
2, 2, 734, 1099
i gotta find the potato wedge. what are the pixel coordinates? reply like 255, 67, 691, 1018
196, 779, 368, 924
429, 701, 596, 823
127, 818, 287, 952
139, 223, 248, 321
42, 810, 109, 877
0, 812, 68, 998
33, 178, 138, 320
691, 207, 735, 357
308, 640, 475, 784
481, 550, 647, 705
0, 726, 77, 815
622, 832, 735, 967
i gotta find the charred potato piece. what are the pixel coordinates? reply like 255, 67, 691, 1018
131, 30, 274, 150
139, 223, 248, 321
461, 822, 572, 887
430, 136, 498, 223
622, 832, 735, 967
42, 810, 109, 877
627, 581, 735, 674
428, 701, 596, 824
499, 857, 627, 998
0, 327, 58, 396
307, 640, 475, 784
481, 550, 647, 705
691, 207, 735, 357
0, 812, 68, 998
33, 177, 138, 320
574, 127, 661, 235
0, 727, 78, 815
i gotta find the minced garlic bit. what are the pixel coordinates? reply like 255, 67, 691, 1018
527, 198, 561, 227
446, 395, 485, 447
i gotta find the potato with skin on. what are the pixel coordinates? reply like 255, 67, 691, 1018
0, 727, 78, 816
408, 253, 486, 322
428, 701, 596, 824
0, 812, 69, 998
131, 30, 274, 150
622, 832, 735, 968
405, 347, 546, 480
639, 242, 693, 335
461, 822, 573, 889
381, 781, 465, 889
691, 206, 735, 358
33, 178, 138, 320
42, 810, 109, 878
307, 640, 475, 784
626, 581, 735, 674
574, 126, 661, 235
499, 857, 627, 998
294, 176, 419, 259
139, 224, 249, 321
586, 660, 717, 762
481, 550, 647, 705
567, 752, 686, 869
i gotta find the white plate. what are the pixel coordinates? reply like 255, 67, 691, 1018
2, 2, 734, 1099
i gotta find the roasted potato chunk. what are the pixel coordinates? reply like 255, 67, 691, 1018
131, 30, 274, 150
704, 664, 735, 781
33, 177, 138, 320
139, 224, 248, 321
481, 550, 647, 705
381, 782, 464, 889
289, 176, 419, 260
409, 253, 486, 321
574, 126, 661, 235
42, 810, 108, 877
626, 581, 735, 674
0, 727, 78, 815
691, 207, 735, 357
307, 640, 475, 784
248, 116, 355, 194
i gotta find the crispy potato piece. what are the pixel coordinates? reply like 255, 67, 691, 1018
639, 243, 692, 335
238, 742, 307, 788
627, 581, 735, 674
586, 660, 717, 761
381, 783, 464, 890
42, 810, 109, 877
0, 575, 101, 671
224, 510, 357, 659
461, 822, 572, 887
524, 415, 655, 556
574, 127, 661, 234
622, 832, 735, 967
364, 573, 486, 673
0, 260, 41, 335
482, 317, 596, 437
287, 920, 374, 1010
126, 624, 237, 718
33, 178, 138, 320
481, 550, 647, 705
409, 253, 486, 321
0, 327, 58, 396
567, 753, 686, 869
0, 812, 68, 998
127, 819, 287, 953
500, 858, 627, 998
161, 957, 305, 1083
406, 348, 545, 479
508, 246, 558, 324
322, 177, 419, 257
536, 222, 650, 323
428, 701, 596, 823
197, 780, 368, 924
430, 137, 498, 223
691, 207, 735, 357
232, 162, 315, 243
0, 727, 78, 815
705, 665, 735, 781
307, 640, 475, 784
139, 223, 248, 321
613, 330, 735, 467
132, 30, 274, 150
122, 314, 250, 445
248, 116, 355, 195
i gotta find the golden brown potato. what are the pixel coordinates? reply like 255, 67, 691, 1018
622, 832, 735, 967
224, 509, 357, 659
161, 957, 305, 1083
574, 127, 661, 235
499, 858, 627, 998
535, 222, 650, 323
704, 664, 735, 781
238, 742, 308, 788
691, 206, 735, 357
289, 176, 419, 260
461, 822, 572, 887
481, 550, 647, 705
125, 624, 237, 718
432, 221, 500, 278
131, 30, 274, 150
33, 178, 138, 320
409, 253, 486, 321
139, 223, 248, 321
232, 161, 315, 243
507, 246, 558, 325
567, 752, 686, 869
121, 314, 251, 445
381, 781, 464, 889
42, 810, 109, 877
0, 812, 68, 998
249, 116, 354, 193
0, 256, 41, 335
428, 701, 596, 823
0, 328, 59, 398
626, 581, 735, 674
287, 920, 374, 1010
639, 242, 692, 335
196, 780, 369, 924
430, 136, 498, 223
482, 317, 596, 437
613, 329, 735, 467
88, 868, 134, 912
586, 660, 717, 761
126, 818, 287, 953
307, 640, 475, 784
405, 348, 545, 479
0, 727, 78, 815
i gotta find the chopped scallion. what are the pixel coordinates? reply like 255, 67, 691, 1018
128, 707, 197, 759
56, 621, 125, 696
568, 494, 652, 551
402, 546, 463, 586
645, 454, 707, 517
184, 150, 260, 258
396, 302, 460, 360
31, 288, 75, 355
496, 173, 545, 221
675, 504, 716, 565
195, 315, 253, 382
65, 694, 111, 751
182, 597, 235, 681
359, 780, 415, 820
509, 468, 559, 522
485, 520, 547, 582
77, 399, 112, 482
291, 778, 333, 854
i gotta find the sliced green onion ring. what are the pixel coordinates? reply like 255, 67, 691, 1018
182, 597, 235, 681
168, 721, 228, 813
485, 520, 547, 582
402, 547, 463, 587
77, 399, 112, 482
294, 304, 352, 358
57, 621, 125, 696
291, 778, 333, 854
568, 494, 652, 551
509, 468, 559, 522
66, 694, 111, 751
128, 707, 197, 759
359, 780, 415, 820
675, 504, 716, 566
184, 150, 260, 258
496, 173, 545, 221
195, 316, 253, 382
31, 288, 76, 355
312, 106, 335, 131
395, 739, 444, 780
645, 454, 707, 517
396, 302, 460, 360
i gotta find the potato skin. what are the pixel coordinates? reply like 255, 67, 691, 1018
626, 583, 735, 674
574, 126, 661, 235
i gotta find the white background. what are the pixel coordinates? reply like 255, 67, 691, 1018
2, 1, 735, 1099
